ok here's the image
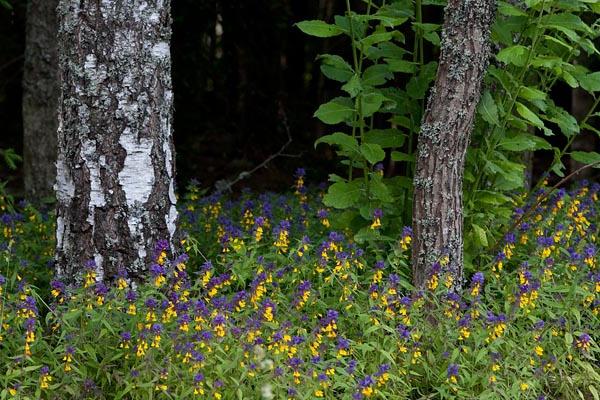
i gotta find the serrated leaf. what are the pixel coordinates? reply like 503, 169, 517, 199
515, 102, 544, 128
359, 31, 394, 49
364, 129, 406, 148
314, 97, 355, 124
391, 151, 415, 163
370, 180, 393, 202
318, 54, 354, 82
496, 45, 529, 67
571, 151, 600, 167
518, 86, 547, 101
499, 134, 551, 151
296, 20, 344, 37
478, 90, 499, 126
362, 64, 392, 87
360, 143, 386, 164
342, 74, 363, 97
315, 132, 359, 153
472, 224, 488, 247
323, 181, 362, 209
579, 72, 600, 92
360, 92, 385, 117
385, 59, 416, 73
498, 1, 527, 16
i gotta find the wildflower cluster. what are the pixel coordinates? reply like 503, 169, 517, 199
0, 180, 598, 399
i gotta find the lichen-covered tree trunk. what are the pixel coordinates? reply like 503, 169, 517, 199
55, 0, 178, 283
412, 0, 495, 289
22, 0, 59, 200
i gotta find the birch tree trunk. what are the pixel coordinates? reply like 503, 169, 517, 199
412, 0, 495, 289
22, 0, 59, 200
55, 0, 178, 283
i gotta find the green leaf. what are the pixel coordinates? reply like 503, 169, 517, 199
318, 54, 354, 82
499, 134, 551, 151
314, 97, 355, 124
579, 72, 600, 92
359, 31, 394, 49
571, 151, 600, 167
546, 103, 579, 137
315, 132, 359, 153
541, 13, 593, 34
515, 102, 544, 128
496, 45, 529, 67
478, 90, 499, 126
562, 71, 579, 88
385, 59, 416, 73
296, 20, 344, 37
323, 181, 362, 209
390, 151, 415, 163
498, 1, 527, 16
518, 86, 547, 101
370, 179, 394, 202
360, 143, 386, 164
360, 92, 385, 117
472, 224, 488, 247
565, 332, 573, 345
342, 74, 363, 97
364, 129, 406, 148
362, 64, 393, 87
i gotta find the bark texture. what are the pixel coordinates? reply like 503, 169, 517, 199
55, 0, 178, 283
412, 0, 496, 289
22, 0, 59, 200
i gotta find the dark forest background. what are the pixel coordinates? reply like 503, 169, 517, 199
1, 0, 597, 195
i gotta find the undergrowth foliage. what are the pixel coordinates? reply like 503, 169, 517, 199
0, 175, 598, 399
298, 0, 600, 272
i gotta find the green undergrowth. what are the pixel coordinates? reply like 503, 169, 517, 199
0, 178, 598, 399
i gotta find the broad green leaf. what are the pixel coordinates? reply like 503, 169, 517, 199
315, 132, 359, 154
369, 14, 409, 27
499, 134, 551, 151
370, 180, 394, 202
541, 13, 593, 34
515, 102, 544, 128
579, 72, 600, 92
472, 224, 488, 247
518, 86, 547, 101
571, 151, 600, 167
323, 181, 362, 209
362, 64, 393, 87
359, 31, 394, 49
385, 59, 417, 73
545, 103, 579, 137
342, 74, 363, 97
478, 91, 500, 126
318, 54, 354, 82
296, 20, 344, 37
498, 1, 527, 16
561, 71, 579, 88
364, 129, 406, 148
360, 92, 385, 117
334, 15, 368, 39
360, 143, 386, 164
314, 97, 355, 124
391, 151, 415, 163
496, 45, 529, 67
565, 332, 573, 345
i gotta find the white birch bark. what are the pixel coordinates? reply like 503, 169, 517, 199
55, 0, 178, 283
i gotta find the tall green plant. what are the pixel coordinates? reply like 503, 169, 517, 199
297, 0, 442, 243
464, 0, 600, 267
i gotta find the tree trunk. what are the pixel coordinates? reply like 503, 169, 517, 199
22, 0, 59, 200
412, 0, 495, 289
55, 0, 178, 284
